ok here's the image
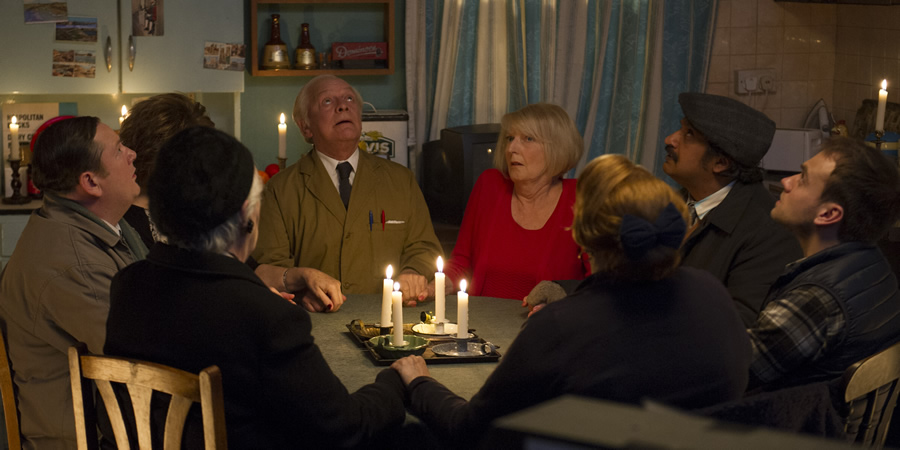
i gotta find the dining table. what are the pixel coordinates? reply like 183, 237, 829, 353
308, 294, 528, 400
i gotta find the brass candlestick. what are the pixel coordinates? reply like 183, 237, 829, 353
277, 157, 287, 170
3, 159, 30, 205
875, 130, 885, 152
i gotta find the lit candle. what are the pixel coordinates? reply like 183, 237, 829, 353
435, 256, 445, 322
392, 282, 404, 346
278, 113, 287, 160
876, 79, 888, 133
9, 116, 19, 161
381, 265, 393, 327
457, 279, 468, 339
119, 105, 127, 127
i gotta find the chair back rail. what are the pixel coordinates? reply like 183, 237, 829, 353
842, 341, 900, 448
68, 342, 227, 450
0, 330, 21, 450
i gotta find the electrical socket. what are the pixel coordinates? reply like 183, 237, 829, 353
735, 68, 777, 94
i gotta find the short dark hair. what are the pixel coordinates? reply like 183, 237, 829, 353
119, 93, 214, 192
702, 145, 764, 184
818, 136, 900, 243
32, 116, 105, 195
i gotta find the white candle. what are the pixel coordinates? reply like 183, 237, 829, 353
278, 113, 287, 159
381, 265, 393, 327
876, 79, 888, 133
9, 116, 19, 161
119, 105, 127, 127
392, 282, 404, 346
435, 256, 445, 322
457, 279, 468, 339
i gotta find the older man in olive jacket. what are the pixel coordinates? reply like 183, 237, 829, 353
253, 75, 442, 307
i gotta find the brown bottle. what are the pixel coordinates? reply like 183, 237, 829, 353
295, 23, 316, 70
262, 14, 291, 70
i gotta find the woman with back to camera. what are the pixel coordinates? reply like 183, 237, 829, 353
394, 154, 752, 446
441, 103, 589, 300
119, 93, 345, 312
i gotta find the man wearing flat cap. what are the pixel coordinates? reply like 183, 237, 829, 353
663, 92, 802, 326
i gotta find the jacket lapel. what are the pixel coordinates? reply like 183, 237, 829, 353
299, 151, 346, 222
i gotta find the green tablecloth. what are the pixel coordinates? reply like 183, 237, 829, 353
308, 294, 527, 399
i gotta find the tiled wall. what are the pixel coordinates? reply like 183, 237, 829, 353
833, 5, 900, 126
706, 0, 837, 129
707, 0, 900, 130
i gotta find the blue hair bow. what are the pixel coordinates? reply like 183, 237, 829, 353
619, 203, 687, 261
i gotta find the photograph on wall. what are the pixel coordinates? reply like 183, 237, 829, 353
203, 42, 245, 72
24, 0, 68, 24
55, 17, 97, 43
131, 0, 163, 37
51, 49, 96, 78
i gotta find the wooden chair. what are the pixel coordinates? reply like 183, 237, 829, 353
0, 331, 21, 450
841, 341, 900, 448
68, 343, 227, 450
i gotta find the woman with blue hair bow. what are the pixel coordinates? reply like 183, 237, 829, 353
391, 154, 751, 446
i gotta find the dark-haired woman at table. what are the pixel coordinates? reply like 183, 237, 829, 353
105, 127, 405, 448
441, 103, 590, 300
393, 154, 751, 446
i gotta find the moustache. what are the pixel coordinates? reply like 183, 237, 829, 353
665, 145, 678, 163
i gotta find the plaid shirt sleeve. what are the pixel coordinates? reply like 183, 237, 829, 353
747, 285, 844, 387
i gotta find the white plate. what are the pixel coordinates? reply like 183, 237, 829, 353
412, 322, 460, 336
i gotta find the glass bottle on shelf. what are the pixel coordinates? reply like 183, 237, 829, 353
261, 14, 291, 70
295, 23, 316, 70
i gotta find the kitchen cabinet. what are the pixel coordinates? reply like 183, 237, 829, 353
0, 0, 243, 94
250, 0, 395, 77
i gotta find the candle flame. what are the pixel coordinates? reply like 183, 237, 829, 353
393, 282, 400, 292
121, 105, 128, 116
437, 256, 443, 273
10, 116, 16, 125
385, 264, 393, 279
882, 79, 888, 90
280, 113, 286, 125
460, 279, 467, 293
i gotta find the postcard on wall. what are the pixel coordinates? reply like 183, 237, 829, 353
203, 42, 246, 72
51, 49, 96, 78
55, 17, 97, 43
24, 0, 68, 24
131, 0, 164, 37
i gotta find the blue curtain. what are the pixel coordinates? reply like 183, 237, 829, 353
416, 0, 717, 175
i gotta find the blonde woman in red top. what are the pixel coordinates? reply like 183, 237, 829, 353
440, 103, 589, 300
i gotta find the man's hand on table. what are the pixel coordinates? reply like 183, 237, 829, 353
292, 267, 346, 313
397, 269, 431, 307
391, 355, 431, 385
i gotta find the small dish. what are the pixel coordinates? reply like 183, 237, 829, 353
367, 335, 429, 359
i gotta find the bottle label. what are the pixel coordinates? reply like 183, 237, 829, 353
298, 49, 315, 68
271, 49, 285, 62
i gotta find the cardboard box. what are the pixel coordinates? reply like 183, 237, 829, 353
332, 42, 387, 60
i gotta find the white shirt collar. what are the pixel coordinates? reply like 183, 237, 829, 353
690, 180, 736, 221
316, 148, 359, 192
102, 219, 122, 236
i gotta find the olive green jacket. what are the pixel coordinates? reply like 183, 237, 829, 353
253, 150, 442, 294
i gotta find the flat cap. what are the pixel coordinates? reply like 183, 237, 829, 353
678, 93, 776, 167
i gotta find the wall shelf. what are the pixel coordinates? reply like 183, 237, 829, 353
250, 0, 395, 77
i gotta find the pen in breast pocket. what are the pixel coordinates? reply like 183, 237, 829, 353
381, 210, 385, 231
369, 210, 373, 231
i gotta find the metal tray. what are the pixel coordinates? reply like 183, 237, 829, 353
345, 321, 501, 366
